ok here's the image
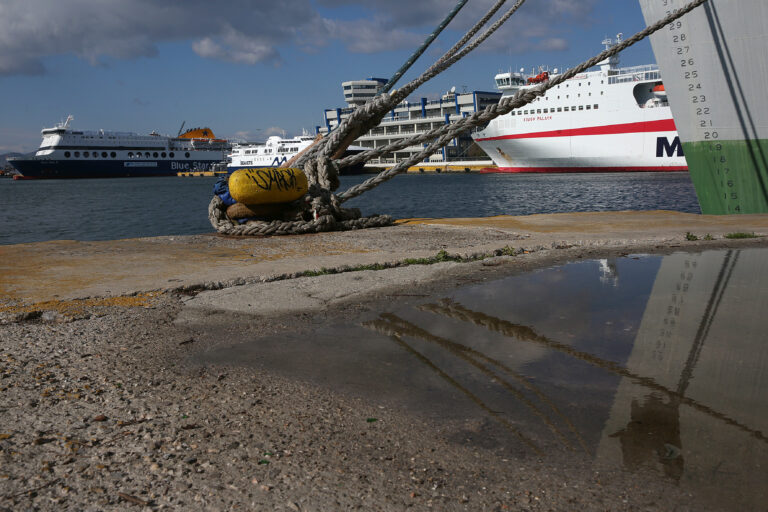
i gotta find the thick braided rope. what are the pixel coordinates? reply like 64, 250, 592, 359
295, 0, 521, 169
208, 195, 393, 236
337, 0, 710, 202
311, 0, 524, 165
391, 0, 528, 109
380, 0, 470, 95
209, 0, 708, 235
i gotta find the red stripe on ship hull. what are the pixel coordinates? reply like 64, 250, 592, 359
475, 119, 678, 141
479, 166, 689, 174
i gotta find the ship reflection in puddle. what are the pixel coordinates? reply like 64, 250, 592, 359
362, 249, 768, 509
196, 248, 768, 508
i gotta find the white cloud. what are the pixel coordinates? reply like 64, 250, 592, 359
262, 126, 287, 137
0, 0, 599, 75
192, 28, 281, 66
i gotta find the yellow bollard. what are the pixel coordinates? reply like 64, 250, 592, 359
228, 168, 308, 205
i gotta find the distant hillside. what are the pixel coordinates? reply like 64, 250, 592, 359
1, 152, 30, 167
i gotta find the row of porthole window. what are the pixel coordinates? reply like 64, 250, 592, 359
63, 151, 191, 159
512, 104, 599, 115
64, 151, 116, 158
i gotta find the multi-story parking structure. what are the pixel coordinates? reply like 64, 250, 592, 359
318, 78, 501, 166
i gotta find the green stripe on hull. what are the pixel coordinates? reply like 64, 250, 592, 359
683, 139, 768, 215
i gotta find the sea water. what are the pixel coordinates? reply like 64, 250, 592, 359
0, 172, 700, 245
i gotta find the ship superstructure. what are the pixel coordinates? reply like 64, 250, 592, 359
227, 132, 368, 174
228, 134, 317, 170
473, 36, 688, 173
9, 116, 230, 179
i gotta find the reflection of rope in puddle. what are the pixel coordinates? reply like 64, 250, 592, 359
364, 318, 542, 455
413, 306, 591, 454
676, 250, 738, 397
425, 298, 768, 445
380, 314, 580, 451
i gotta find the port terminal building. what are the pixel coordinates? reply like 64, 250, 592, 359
318, 78, 501, 169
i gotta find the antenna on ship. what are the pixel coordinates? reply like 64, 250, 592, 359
177, 121, 186, 137
57, 115, 74, 130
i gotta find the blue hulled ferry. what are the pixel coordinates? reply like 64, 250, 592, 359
9, 116, 229, 179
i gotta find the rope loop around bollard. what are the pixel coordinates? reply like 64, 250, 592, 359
209, 0, 710, 236
208, 195, 393, 237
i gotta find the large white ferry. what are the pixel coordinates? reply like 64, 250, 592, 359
9, 116, 230, 179
228, 133, 368, 174
473, 36, 688, 173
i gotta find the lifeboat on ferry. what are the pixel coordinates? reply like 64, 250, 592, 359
527, 71, 549, 84
653, 83, 667, 98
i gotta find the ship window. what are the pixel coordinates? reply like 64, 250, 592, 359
594, 104, 599, 109
92, 152, 98, 158
586, 105, 591, 110
102, 152, 107, 158
169, 152, 175, 158
572, 106, 576, 111
145, 152, 150, 158
128, 152, 133, 157
111, 152, 116, 158
153, 152, 158, 158
601, 91, 604, 95
64, 151, 70, 158
83, 152, 89, 158
161, 152, 166, 158
557, 107, 562, 112
537, 109, 541, 114
579, 105, 584, 110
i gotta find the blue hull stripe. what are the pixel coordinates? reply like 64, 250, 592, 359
10, 159, 220, 179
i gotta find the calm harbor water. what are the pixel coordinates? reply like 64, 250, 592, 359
0, 172, 701, 245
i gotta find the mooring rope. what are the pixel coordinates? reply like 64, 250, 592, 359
380, 0, 469, 95
337, 0, 711, 202
293, 0, 520, 171
210, 0, 710, 236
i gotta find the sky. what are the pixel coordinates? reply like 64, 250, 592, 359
0, 0, 660, 153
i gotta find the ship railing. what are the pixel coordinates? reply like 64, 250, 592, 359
614, 63, 659, 74
608, 64, 661, 84
608, 70, 661, 85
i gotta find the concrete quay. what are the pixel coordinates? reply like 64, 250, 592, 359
2, 210, 768, 310
3, 210, 768, 511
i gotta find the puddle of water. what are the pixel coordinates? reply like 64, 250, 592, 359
193, 248, 768, 509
